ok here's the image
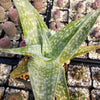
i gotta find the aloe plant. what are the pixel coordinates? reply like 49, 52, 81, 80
0, 0, 100, 100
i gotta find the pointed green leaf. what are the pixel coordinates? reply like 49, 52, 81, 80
0, 45, 41, 56
48, 13, 91, 59
71, 45, 100, 58
13, 0, 51, 55
14, 0, 39, 45
0, 45, 51, 61
10, 56, 29, 78
28, 58, 59, 100
55, 66, 70, 100
48, 9, 100, 63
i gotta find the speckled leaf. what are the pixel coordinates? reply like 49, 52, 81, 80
71, 45, 100, 59
13, 0, 51, 55
28, 58, 59, 100
10, 56, 29, 78
55, 66, 70, 100
49, 10, 100, 62
0, 45, 41, 56
2, 1, 100, 100
59, 10, 100, 64
0, 45, 51, 61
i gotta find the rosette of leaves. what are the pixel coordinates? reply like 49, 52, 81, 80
70, 91, 86, 100
0, 6, 7, 22
0, 0, 100, 100
0, 0, 12, 10
71, 67, 86, 80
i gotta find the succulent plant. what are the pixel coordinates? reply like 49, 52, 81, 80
0, 0, 12, 10
94, 27, 99, 32
77, 1, 84, 8
92, 0, 100, 10
33, 0, 43, 12
19, 40, 26, 47
7, 93, 23, 100
93, 27, 100, 38
95, 70, 100, 82
74, 13, 82, 20
0, 37, 11, 48
56, 21, 63, 31
0, 6, 6, 22
8, 8, 19, 23
1, 0, 100, 100
94, 31, 100, 38
70, 91, 86, 100
54, 9, 60, 20
49, 22, 56, 31
3, 21, 17, 37
71, 67, 86, 80
50, 21, 63, 32
57, 0, 63, 7
76, 1, 84, 12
